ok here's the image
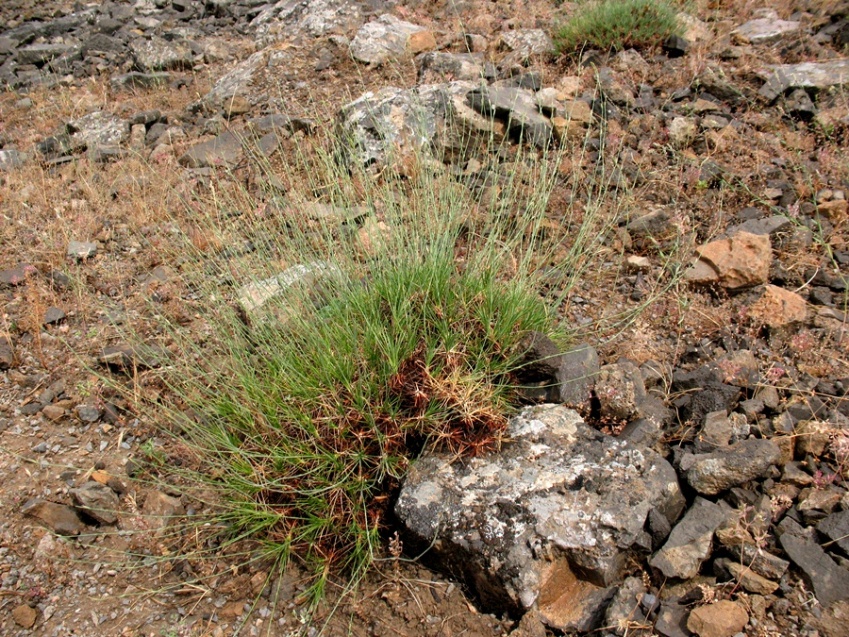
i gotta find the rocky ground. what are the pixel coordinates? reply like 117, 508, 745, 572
1, 0, 849, 636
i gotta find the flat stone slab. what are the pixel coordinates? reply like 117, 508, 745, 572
759, 59, 849, 102
395, 404, 684, 616
350, 14, 434, 65
650, 497, 727, 579
779, 532, 849, 607
732, 17, 800, 44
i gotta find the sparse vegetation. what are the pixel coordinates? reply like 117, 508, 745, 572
553, 0, 681, 54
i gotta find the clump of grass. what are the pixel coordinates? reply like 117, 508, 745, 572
553, 0, 681, 54
105, 90, 681, 614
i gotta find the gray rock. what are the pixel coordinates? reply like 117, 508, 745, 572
237, 261, 343, 320
67, 111, 130, 150
785, 87, 817, 119
594, 361, 646, 422
178, 130, 244, 168
681, 439, 781, 495
252, 0, 366, 45
726, 215, 793, 239
499, 29, 554, 62
71, 482, 120, 525
75, 404, 102, 423
201, 49, 267, 107
338, 83, 479, 169
739, 543, 789, 580
16, 43, 76, 66
759, 59, 849, 102
779, 532, 849, 607
131, 36, 194, 71
556, 343, 599, 408
21, 498, 86, 535
467, 86, 553, 148
650, 497, 727, 579
110, 71, 172, 90
733, 16, 801, 44
654, 602, 689, 637
417, 52, 494, 84
818, 511, 849, 556
0, 149, 26, 171
43, 307, 66, 325
395, 404, 683, 615
350, 14, 433, 65
66, 241, 98, 260
604, 577, 648, 636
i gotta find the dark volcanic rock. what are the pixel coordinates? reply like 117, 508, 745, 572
681, 439, 782, 495
650, 497, 727, 579
71, 482, 120, 525
779, 532, 849, 607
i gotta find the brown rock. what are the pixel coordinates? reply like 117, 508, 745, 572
407, 30, 437, 53
718, 559, 779, 595
21, 498, 86, 535
687, 600, 748, 637
142, 489, 185, 530
0, 335, 15, 369
12, 604, 37, 628
748, 285, 807, 328
686, 232, 772, 290
537, 560, 614, 633
41, 404, 66, 421
818, 199, 847, 222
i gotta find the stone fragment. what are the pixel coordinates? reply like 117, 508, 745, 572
594, 361, 646, 422
0, 148, 26, 170
0, 336, 14, 369
556, 343, 599, 407
685, 232, 772, 290
143, 490, 185, 530
43, 307, 66, 325
515, 331, 562, 382
131, 36, 193, 71
12, 604, 37, 629
604, 577, 648, 635
686, 600, 748, 637
759, 59, 849, 102
779, 533, 849, 607
395, 405, 683, 614
71, 482, 120, 524
67, 241, 98, 259
0, 264, 34, 286
17, 43, 75, 65
252, 0, 364, 44
655, 602, 690, 637
178, 131, 244, 168
733, 16, 801, 44
237, 261, 342, 321
650, 497, 726, 579
795, 419, 832, 457
726, 215, 792, 239
499, 29, 554, 60
536, 562, 615, 632
748, 284, 807, 328
467, 86, 553, 148
417, 52, 492, 83
819, 511, 849, 556
668, 117, 697, 148
21, 498, 85, 535
738, 543, 789, 580
350, 14, 434, 65
682, 439, 781, 495
716, 558, 779, 594
110, 72, 172, 90
67, 111, 129, 150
